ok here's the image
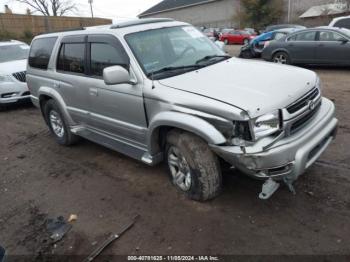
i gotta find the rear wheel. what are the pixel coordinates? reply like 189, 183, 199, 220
166, 130, 222, 201
44, 99, 79, 146
272, 51, 291, 65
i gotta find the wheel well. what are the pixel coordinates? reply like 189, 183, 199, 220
39, 94, 52, 124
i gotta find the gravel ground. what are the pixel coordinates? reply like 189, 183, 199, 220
0, 45, 349, 259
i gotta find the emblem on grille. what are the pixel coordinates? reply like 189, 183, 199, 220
308, 100, 316, 111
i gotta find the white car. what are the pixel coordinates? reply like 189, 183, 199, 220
329, 15, 350, 30
0, 40, 30, 106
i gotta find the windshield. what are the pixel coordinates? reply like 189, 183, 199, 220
0, 44, 29, 63
125, 26, 226, 78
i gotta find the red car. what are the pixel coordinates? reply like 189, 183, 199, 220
219, 30, 256, 45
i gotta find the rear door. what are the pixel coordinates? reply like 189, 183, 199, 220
55, 35, 90, 125
315, 30, 350, 65
285, 31, 317, 63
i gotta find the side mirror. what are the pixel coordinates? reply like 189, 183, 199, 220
341, 38, 349, 44
103, 65, 134, 85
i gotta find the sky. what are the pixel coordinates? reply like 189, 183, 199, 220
0, 0, 162, 21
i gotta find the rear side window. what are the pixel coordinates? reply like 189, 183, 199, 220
334, 18, 350, 29
90, 43, 126, 77
288, 31, 316, 42
57, 43, 85, 74
29, 37, 57, 69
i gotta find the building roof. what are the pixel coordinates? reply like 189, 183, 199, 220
300, 3, 348, 18
139, 0, 219, 17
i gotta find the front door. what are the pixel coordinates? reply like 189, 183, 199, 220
316, 30, 350, 65
84, 35, 148, 145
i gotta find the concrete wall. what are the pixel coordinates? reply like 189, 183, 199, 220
0, 13, 112, 37
140, 0, 240, 28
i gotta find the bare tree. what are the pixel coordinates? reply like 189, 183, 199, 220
13, 0, 76, 16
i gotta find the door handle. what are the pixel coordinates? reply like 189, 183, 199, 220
89, 88, 98, 96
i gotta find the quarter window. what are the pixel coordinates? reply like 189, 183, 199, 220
29, 37, 57, 69
90, 43, 127, 77
57, 43, 85, 74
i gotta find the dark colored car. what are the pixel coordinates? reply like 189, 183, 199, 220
262, 27, 350, 65
239, 28, 299, 58
219, 30, 255, 45
264, 24, 306, 33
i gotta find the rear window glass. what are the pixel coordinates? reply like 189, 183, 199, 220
57, 43, 85, 74
334, 18, 350, 29
29, 37, 57, 69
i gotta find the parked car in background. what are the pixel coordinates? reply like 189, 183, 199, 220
262, 27, 350, 65
244, 28, 257, 35
220, 30, 255, 45
264, 24, 306, 33
329, 15, 350, 29
203, 28, 215, 37
219, 28, 234, 37
28, 19, 337, 201
0, 40, 30, 107
239, 28, 299, 58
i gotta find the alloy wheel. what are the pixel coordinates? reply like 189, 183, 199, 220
167, 146, 192, 192
49, 110, 65, 138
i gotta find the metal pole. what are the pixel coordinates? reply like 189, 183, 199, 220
89, 0, 94, 18
288, 0, 291, 23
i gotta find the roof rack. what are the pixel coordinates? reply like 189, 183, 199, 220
110, 18, 174, 29
39, 27, 86, 35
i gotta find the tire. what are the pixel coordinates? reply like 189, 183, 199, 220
240, 49, 253, 59
43, 99, 79, 146
224, 39, 229, 45
166, 130, 222, 201
272, 51, 291, 65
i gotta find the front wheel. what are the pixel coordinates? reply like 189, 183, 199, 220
272, 52, 291, 65
166, 130, 222, 201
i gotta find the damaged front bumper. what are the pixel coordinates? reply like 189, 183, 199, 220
211, 98, 338, 182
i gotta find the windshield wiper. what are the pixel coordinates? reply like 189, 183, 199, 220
147, 65, 203, 77
195, 55, 231, 65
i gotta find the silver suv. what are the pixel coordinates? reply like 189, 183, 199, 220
27, 19, 338, 201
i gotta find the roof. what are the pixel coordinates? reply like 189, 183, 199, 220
139, 0, 219, 17
300, 3, 348, 18
0, 40, 24, 46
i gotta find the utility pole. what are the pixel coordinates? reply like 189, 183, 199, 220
88, 0, 94, 18
287, 0, 291, 23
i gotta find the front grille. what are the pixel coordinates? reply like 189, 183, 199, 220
12, 71, 26, 82
290, 102, 321, 135
287, 88, 320, 114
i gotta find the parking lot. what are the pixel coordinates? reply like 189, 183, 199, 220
1, 45, 350, 258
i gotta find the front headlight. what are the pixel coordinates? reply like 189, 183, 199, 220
0, 74, 13, 83
252, 110, 281, 140
316, 75, 322, 91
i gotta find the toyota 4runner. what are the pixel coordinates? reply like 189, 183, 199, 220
27, 19, 338, 201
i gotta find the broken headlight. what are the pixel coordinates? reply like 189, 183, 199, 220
252, 110, 281, 140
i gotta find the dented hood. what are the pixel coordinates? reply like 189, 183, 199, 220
158, 58, 317, 118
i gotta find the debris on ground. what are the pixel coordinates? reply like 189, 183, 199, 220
0, 245, 5, 262
83, 215, 139, 262
68, 214, 78, 223
46, 216, 72, 243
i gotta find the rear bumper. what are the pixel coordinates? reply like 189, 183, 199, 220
0, 82, 30, 104
211, 98, 337, 180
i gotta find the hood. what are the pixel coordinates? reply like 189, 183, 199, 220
158, 58, 317, 118
0, 59, 27, 75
